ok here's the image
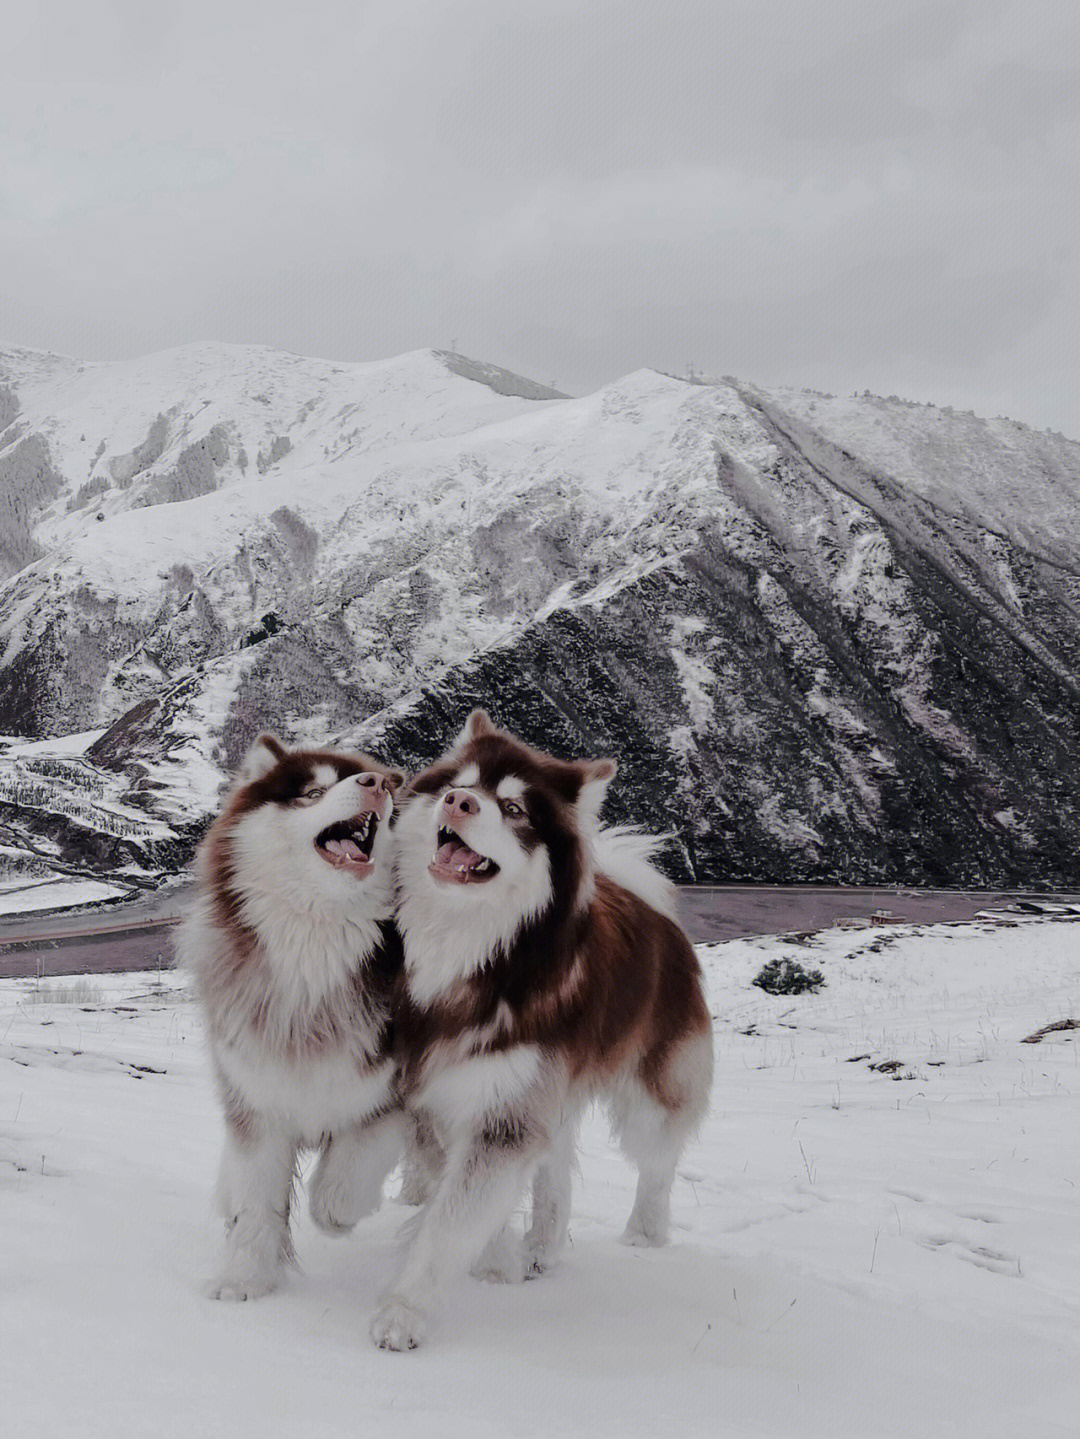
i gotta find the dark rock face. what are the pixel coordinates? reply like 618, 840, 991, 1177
257, 434, 292, 473
138, 424, 230, 505
0, 384, 19, 433
352, 396, 1080, 888
0, 797, 173, 878
110, 414, 169, 487
0, 435, 63, 580
0, 614, 63, 737
436, 352, 568, 401
361, 542, 1080, 887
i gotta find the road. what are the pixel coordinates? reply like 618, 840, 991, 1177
3, 882, 1080, 979
0, 885, 187, 980
674, 884, 1080, 943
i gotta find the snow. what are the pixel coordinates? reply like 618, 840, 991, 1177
0, 750, 172, 844
44, 363, 732, 604
768, 386, 1080, 569
0, 876, 127, 915
0, 728, 104, 757
3, 919, 1078, 1437
3, 347, 773, 767
668, 615, 717, 732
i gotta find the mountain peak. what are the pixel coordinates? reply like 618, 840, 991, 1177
432, 350, 569, 401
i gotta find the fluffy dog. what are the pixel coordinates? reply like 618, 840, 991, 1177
179, 733, 406, 1301
371, 711, 713, 1349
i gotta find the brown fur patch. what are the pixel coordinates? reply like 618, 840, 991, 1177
397, 724, 710, 1112
193, 743, 403, 1061
202, 744, 402, 961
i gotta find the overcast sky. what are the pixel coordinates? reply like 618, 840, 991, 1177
2, 1, 1078, 436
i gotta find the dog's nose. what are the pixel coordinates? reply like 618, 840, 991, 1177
354, 771, 391, 814
443, 790, 480, 819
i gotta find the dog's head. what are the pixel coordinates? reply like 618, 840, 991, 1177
208, 733, 405, 920
396, 710, 615, 947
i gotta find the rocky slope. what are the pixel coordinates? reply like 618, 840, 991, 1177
2, 341, 1079, 887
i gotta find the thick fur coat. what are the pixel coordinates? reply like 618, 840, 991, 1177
371, 712, 713, 1350
179, 733, 407, 1301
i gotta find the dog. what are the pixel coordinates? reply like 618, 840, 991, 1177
371, 710, 714, 1349
179, 732, 407, 1301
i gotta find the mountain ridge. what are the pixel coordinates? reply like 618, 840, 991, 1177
2, 340, 1079, 890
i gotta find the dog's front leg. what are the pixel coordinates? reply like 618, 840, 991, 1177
210, 1121, 297, 1302
371, 1118, 539, 1350
397, 1109, 445, 1207
524, 1109, 579, 1276
310, 1109, 410, 1234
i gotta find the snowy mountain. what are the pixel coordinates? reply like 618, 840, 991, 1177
2, 340, 1080, 890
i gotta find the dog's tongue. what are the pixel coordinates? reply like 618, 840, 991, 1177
326, 837, 367, 861
437, 838, 483, 869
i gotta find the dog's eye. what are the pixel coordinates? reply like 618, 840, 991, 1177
300, 785, 326, 803
501, 800, 525, 820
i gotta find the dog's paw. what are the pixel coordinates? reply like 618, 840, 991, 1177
522, 1239, 559, 1278
470, 1228, 525, 1284
309, 1169, 383, 1235
620, 1223, 667, 1248
470, 1252, 525, 1284
370, 1298, 427, 1351
207, 1272, 278, 1302
309, 1186, 361, 1236
396, 1174, 431, 1207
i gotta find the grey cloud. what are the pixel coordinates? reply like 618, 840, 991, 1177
1, 0, 1077, 436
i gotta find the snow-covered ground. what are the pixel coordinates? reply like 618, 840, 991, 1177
3, 920, 1078, 1438
0, 875, 128, 916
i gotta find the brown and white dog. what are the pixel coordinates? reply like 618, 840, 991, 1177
179, 733, 407, 1302
371, 711, 714, 1350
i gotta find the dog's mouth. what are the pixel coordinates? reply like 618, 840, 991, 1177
430, 825, 500, 884
315, 812, 380, 875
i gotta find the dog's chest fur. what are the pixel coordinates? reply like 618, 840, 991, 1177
183, 891, 400, 1139
411, 1042, 543, 1133
217, 1036, 396, 1142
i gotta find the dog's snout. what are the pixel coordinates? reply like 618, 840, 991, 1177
443, 790, 480, 818
357, 771, 389, 795
353, 772, 391, 815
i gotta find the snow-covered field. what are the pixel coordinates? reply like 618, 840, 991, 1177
3, 920, 1078, 1438
0, 876, 129, 916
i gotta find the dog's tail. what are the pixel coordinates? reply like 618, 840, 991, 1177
592, 825, 679, 922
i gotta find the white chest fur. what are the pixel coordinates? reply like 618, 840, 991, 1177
415, 1045, 542, 1133
218, 1037, 394, 1143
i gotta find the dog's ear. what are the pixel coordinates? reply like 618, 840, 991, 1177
576, 757, 617, 825
453, 708, 496, 750
238, 732, 287, 785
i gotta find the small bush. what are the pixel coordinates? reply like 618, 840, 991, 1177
753, 957, 824, 996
